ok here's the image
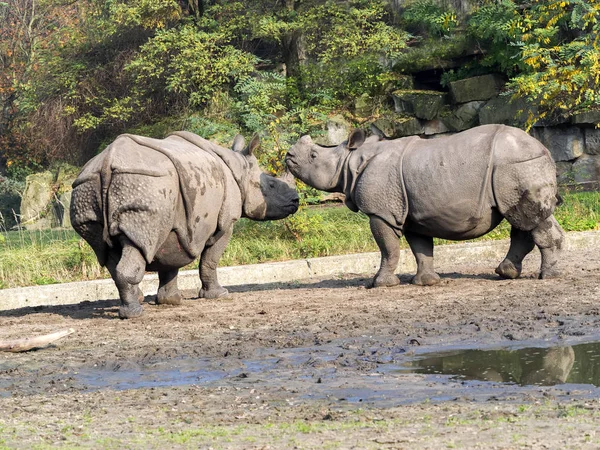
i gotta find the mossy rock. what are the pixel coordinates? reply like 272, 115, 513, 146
479, 96, 531, 127
315, 114, 352, 146
20, 166, 80, 230
571, 110, 600, 125
382, 74, 415, 93
392, 90, 447, 121
20, 171, 56, 229
371, 116, 424, 138
354, 93, 373, 117
441, 101, 485, 132
448, 74, 505, 104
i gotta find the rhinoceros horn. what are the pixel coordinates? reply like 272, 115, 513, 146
281, 169, 296, 188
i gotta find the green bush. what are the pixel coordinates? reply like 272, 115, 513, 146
402, 0, 459, 36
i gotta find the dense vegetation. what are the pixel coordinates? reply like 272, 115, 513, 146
1, 0, 600, 181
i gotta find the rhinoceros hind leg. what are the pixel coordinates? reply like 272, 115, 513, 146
199, 286, 229, 299
405, 231, 441, 286
116, 238, 146, 286
495, 227, 535, 279
531, 215, 565, 279
369, 216, 401, 288
157, 269, 182, 305
105, 242, 145, 319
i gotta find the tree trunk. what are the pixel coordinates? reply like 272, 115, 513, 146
280, 0, 306, 94
282, 29, 306, 80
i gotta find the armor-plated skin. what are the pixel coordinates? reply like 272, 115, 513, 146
286, 124, 565, 288
71, 131, 299, 318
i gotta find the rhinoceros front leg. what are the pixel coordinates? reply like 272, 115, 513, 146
495, 227, 535, 279
157, 269, 182, 305
531, 215, 565, 279
198, 227, 233, 299
369, 216, 401, 288
404, 231, 441, 286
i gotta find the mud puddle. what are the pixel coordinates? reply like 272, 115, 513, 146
4, 336, 600, 406
400, 339, 600, 387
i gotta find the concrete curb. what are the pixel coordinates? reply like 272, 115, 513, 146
1, 230, 598, 311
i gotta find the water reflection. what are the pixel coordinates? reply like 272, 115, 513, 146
404, 341, 600, 387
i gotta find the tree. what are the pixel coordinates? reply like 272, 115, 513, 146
3, 0, 409, 172
508, 0, 600, 124
0, 0, 64, 171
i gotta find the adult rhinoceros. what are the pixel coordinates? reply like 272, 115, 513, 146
71, 131, 299, 318
285, 124, 565, 288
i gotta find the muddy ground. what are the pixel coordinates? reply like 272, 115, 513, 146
2, 240, 600, 449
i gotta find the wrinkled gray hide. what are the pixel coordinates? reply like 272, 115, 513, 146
286, 124, 565, 288
71, 131, 298, 318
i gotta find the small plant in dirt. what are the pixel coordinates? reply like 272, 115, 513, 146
284, 209, 324, 242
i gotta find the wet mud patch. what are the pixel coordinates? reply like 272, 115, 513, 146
2, 242, 600, 447
3, 336, 600, 408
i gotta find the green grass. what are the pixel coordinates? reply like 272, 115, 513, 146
1, 191, 599, 289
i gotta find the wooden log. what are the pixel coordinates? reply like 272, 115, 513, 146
0, 328, 75, 353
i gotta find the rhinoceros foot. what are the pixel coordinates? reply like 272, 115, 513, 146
119, 304, 144, 319
370, 273, 400, 288
156, 292, 183, 306
495, 260, 522, 279
539, 267, 561, 279
412, 272, 441, 286
199, 287, 229, 299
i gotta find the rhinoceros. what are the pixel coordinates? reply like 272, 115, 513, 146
285, 124, 565, 288
71, 131, 299, 318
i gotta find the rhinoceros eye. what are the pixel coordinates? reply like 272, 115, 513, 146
268, 180, 276, 189
310, 151, 318, 159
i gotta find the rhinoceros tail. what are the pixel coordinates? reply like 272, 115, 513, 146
100, 143, 116, 248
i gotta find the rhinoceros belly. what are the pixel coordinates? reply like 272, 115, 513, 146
402, 130, 501, 240
404, 206, 504, 240
146, 231, 196, 271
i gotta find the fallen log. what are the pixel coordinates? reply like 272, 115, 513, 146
0, 328, 75, 353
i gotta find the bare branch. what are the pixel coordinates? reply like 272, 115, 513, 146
0, 328, 75, 352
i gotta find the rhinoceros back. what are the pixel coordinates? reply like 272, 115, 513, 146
71, 134, 229, 265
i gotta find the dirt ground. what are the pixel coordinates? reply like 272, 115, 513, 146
2, 240, 600, 449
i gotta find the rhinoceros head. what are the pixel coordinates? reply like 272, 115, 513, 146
234, 134, 299, 220
285, 129, 366, 191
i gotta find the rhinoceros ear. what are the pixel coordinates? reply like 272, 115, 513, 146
347, 129, 366, 150
243, 133, 261, 156
232, 134, 246, 152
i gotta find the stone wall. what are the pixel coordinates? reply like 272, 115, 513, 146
356, 73, 600, 190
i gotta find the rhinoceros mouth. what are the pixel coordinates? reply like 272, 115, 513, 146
285, 156, 298, 174
283, 198, 300, 215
